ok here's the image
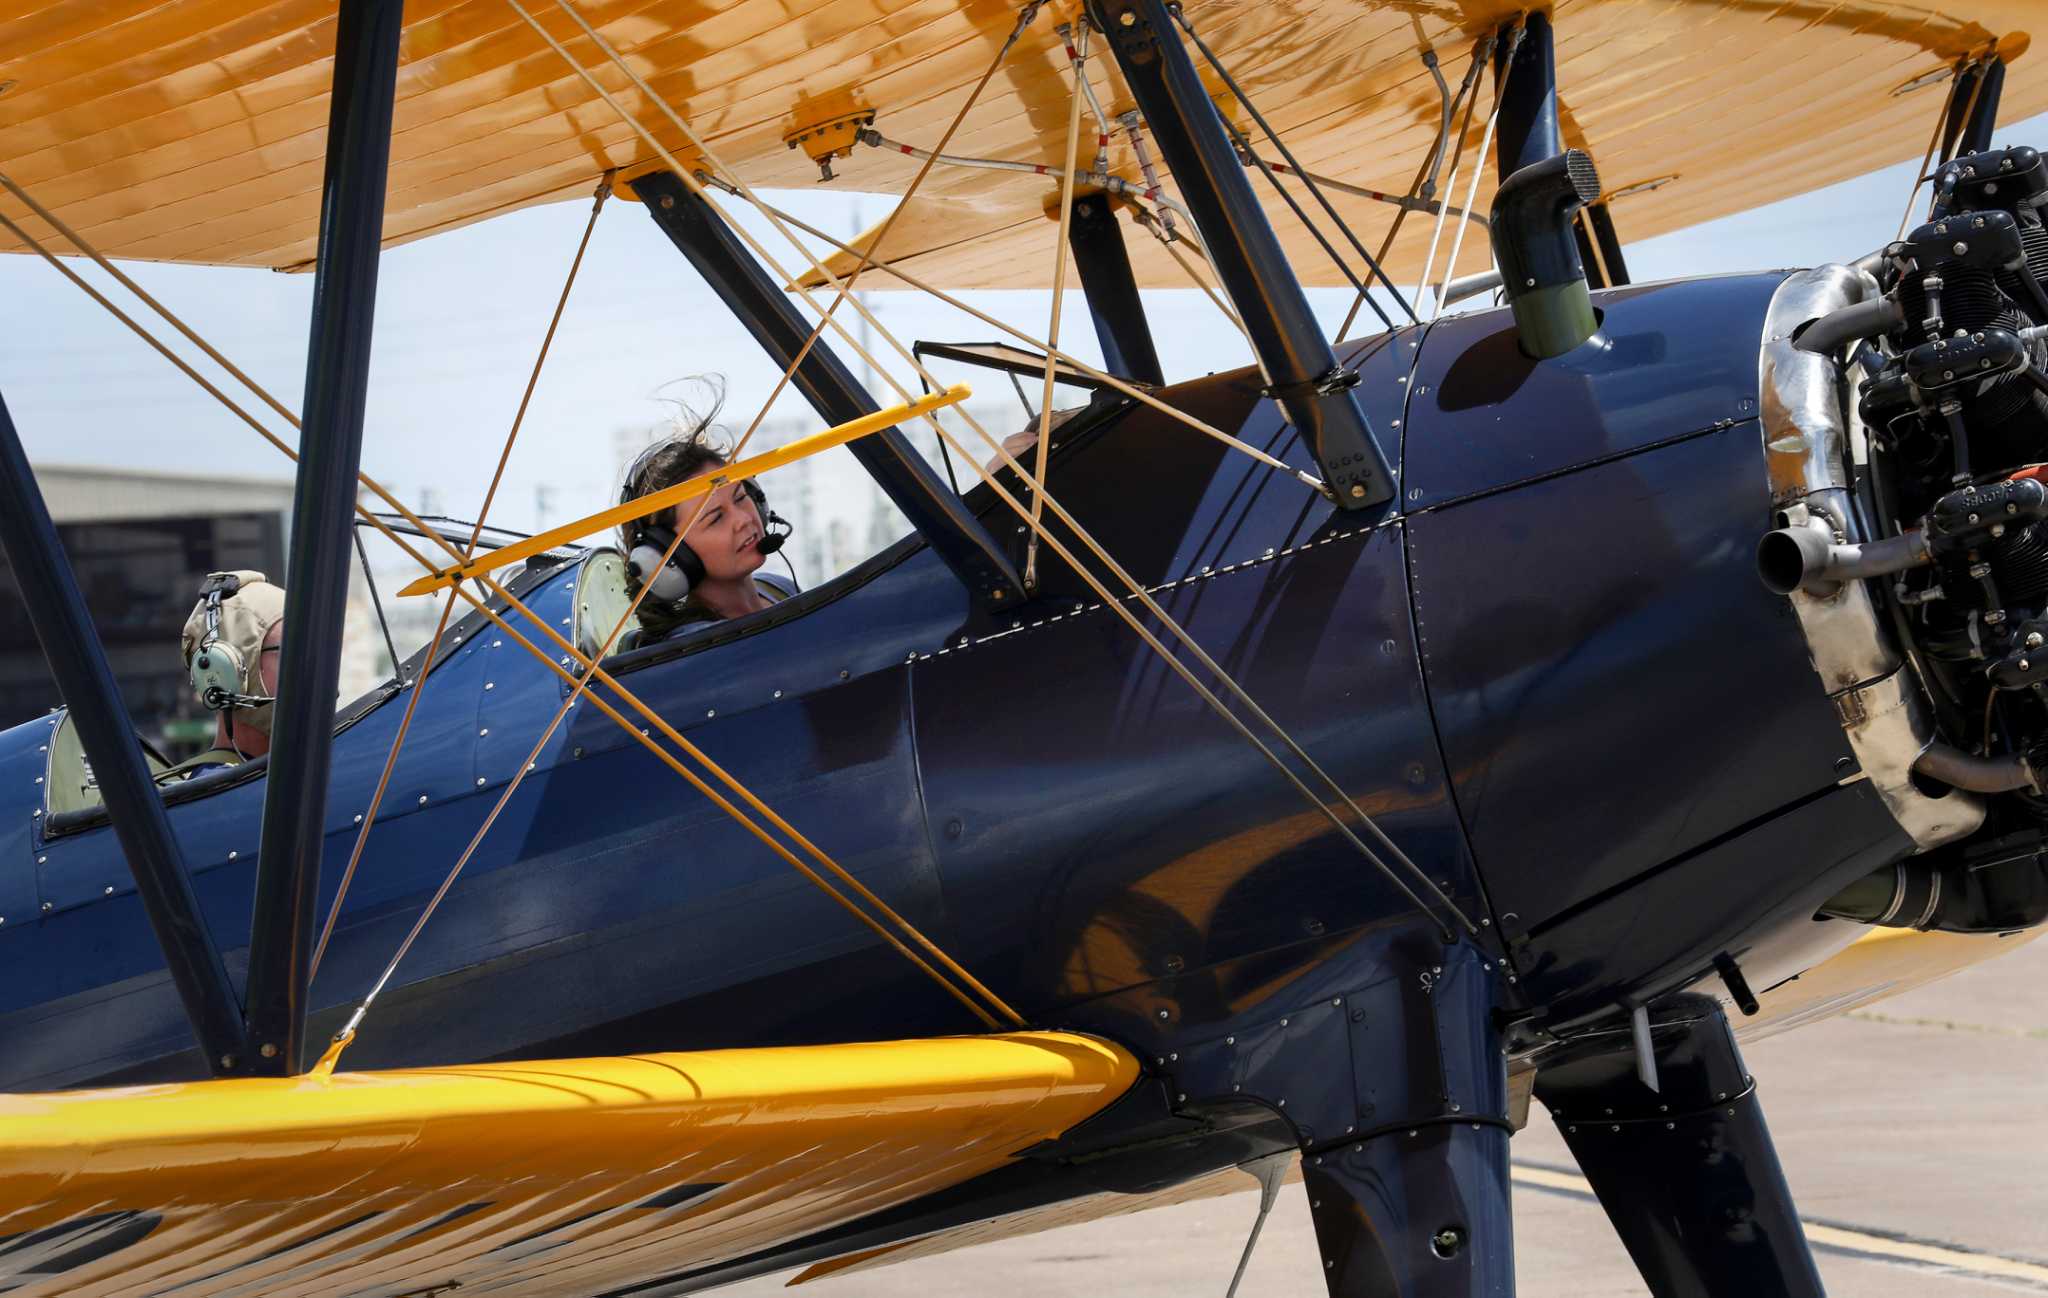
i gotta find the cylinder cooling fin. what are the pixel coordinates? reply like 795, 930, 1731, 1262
1761, 142, 2048, 906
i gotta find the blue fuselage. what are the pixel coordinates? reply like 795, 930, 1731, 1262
0, 273, 1909, 1089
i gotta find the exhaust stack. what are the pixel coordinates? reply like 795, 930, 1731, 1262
1490, 148, 1602, 358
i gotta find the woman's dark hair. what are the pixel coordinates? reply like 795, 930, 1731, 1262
619, 379, 730, 549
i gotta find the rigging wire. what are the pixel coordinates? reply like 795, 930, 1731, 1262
529, 0, 1313, 499
0, 195, 1025, 1040
1026, 21, 1094, 591
1896, 58, 1982, 241
350, 525, 405, 691
1338, 35, 1488, 343
1432, 51, 1511, 319
1170, 5, 1414, 330
542, 0, 1041, 450
1150, 212, 1251, 335
310, 174, 613, 983
518, 0, 1476, 938
855, 129, 1206, 237
1416, 26, 1514, 316
1244, 156, 1486, 226
923, 385, 1468, 942
1216, 100, 1380, 313
722, 185, 1302, 477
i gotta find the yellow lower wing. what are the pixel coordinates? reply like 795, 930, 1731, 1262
0, 1032, 1137, 1297
1741, 925, 2044, 1042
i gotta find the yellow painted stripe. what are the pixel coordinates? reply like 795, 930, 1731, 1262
396, 383, 971, 597
1511, 1164, 2048, 1286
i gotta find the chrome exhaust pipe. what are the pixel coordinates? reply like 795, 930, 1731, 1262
1756, 520, 1931, 596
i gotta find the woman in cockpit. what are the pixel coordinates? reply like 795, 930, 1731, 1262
617, 401, 792, 647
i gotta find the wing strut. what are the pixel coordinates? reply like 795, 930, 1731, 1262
242, 0, 406, 1077
0, 393, 245, 1075
1088, 0, 1394, 510
1068, 194, 1165, 386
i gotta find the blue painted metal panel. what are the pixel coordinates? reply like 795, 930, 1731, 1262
1406, 422, 1860, 961
0, 717, 48, 930
1520, 782, 1908, 1016
1401, 275, 1781, 509
916, 515, 1484, 1014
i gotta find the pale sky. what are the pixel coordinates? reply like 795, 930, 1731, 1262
5, 109, 2045, 541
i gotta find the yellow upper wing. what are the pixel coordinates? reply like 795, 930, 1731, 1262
0, 0, 2039, 283
0, 1031, 1137, 1297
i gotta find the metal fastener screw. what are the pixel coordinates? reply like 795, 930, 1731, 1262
418, 795, 429, 806
773, 689, 783, 699
354, 814, 363, 823
1118, 8, 1136, 23
484, 682, 495, 690
707, 709, 717, 718
1156, 1008, 1170, 1020
36, 856, 45, 865
477, 778, 488, 787
260, 1043, 279, 1059
104, 885, 113, 895
227, 850, 238, 861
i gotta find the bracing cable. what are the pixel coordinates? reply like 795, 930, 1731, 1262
310, 174, 612, 982
1027, 21, 1095, 590
1339, 35, 1487, 342
1171, 6, 1417, 328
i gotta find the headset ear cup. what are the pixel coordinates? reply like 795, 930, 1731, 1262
628, 531, 706, 603
189, 642, 243, 707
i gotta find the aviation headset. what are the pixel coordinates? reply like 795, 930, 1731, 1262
621, 438, 791, 603
186, 571, 281, 717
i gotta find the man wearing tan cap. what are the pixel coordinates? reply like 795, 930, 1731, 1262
161, 571, 287, 781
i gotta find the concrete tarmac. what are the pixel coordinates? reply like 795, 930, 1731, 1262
726, 937, 2048, 1296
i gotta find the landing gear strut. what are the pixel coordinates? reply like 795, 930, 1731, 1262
1535, 995, 1823, 1298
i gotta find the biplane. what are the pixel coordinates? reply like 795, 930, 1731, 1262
0, 0, 2044, 1294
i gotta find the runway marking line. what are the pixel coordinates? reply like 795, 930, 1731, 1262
1512, 1162, 2048, 1290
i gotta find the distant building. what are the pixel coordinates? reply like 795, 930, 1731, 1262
0, 465, 391, 759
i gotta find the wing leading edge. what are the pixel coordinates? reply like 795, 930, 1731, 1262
0, 1031, 1138, 1296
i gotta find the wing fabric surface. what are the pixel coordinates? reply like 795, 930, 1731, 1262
0, 1032, 1137, 1296
0, 1, 2041, 283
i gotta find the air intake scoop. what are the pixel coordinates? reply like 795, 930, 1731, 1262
1491, 148, 1603, 358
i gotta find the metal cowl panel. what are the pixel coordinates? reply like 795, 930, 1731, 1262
1759, 266, 1984, 851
